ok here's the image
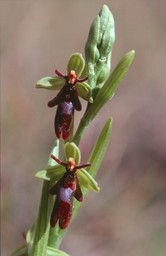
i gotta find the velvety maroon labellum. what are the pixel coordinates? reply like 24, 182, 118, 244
49, 155, 91, 229
48, 70, 88, 140
55, 101, 74, 140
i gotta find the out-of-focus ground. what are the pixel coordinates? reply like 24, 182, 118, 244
1, 1, 166, 256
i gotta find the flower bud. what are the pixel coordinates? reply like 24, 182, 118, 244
85, 5, 115, 88
85, 16, 100, 65
98, 5, 115, 58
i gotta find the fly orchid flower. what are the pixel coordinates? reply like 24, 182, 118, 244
48, 70, 88, 140
49, 155, 91, 229
36, 53, 93, 140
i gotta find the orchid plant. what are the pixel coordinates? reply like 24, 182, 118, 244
12, 5, 135, 256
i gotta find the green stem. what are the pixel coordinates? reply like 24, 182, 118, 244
31, 140, 59, 255
31, 181, 52, 256
73, 117, 89, 145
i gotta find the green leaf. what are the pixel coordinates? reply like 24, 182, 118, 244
11, 245, 28, 256
88, 117, 113, 177
47, 247, 70, 256
26, 223, 36, 244
36, 76, 64, 90
84, 50, 135, 122
77, 168, 100, 192
64, 142, 81, 164
76, 82, 93, 103
67, 53, 85, 77
35, 165, 65, 181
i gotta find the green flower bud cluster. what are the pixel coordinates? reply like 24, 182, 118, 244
85, 5, 115, 88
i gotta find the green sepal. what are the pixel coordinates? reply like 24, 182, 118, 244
77, 168, 100, 192
46, 246, 70, 256
11, 245, 28, 256
77, 82, 93, 103
35, 165, 65, 181
64, 142, 81, 164
67, 53, 85, 77
36, 76, 64, 90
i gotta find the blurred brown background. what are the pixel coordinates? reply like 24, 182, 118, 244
1, 1, 166, 256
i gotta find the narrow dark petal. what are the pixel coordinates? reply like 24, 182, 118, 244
55, 70, 68, 81
51, 155, 67, 167
74, 178, 83, 202
74, 163, 91, 170
55, 69, 65, 78
77, 76, 88, 83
